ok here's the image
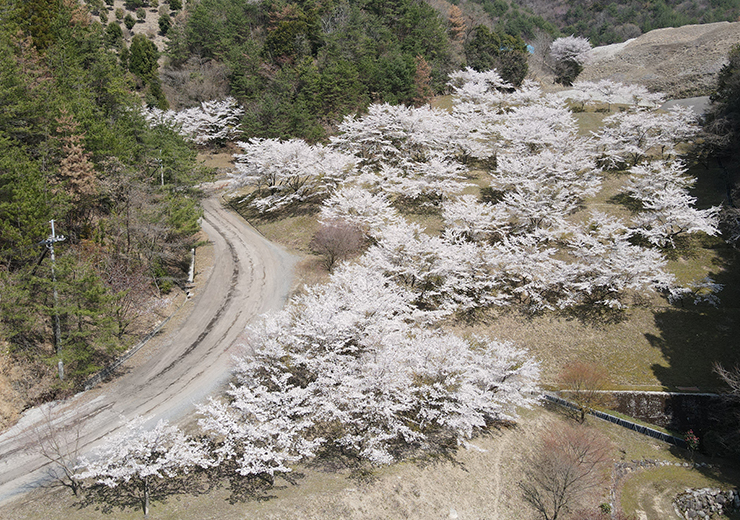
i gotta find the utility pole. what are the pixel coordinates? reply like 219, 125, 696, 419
159, 149, 164, 186
44, 220, 66, 380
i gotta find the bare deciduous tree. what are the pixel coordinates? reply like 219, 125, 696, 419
520, 424, 613, 520
309, 220, 365, 271
558, 362, 612, 423
32, 405, 84, 497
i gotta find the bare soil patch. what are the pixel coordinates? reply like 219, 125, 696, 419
580, 21, 740, 97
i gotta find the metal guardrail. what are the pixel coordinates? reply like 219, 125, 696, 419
542, 393, 688, 449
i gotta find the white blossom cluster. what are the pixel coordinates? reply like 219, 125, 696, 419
199, 263, 540, 470
568, 80, 666, 108
316, 69, 719, 311
549, 35, 593, 66
143, 97, 244, 145
231, 138, 357, 213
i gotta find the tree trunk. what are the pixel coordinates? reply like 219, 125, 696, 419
143, 477, 150, 517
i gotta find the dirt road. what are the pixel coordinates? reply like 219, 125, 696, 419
0, 189, 295, 504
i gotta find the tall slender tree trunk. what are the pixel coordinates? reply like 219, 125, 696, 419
143, 477, 150, 517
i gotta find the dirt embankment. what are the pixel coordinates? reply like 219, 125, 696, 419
580, 21, 740, 98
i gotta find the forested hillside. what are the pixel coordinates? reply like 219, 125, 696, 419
465, 0, 740, 45
0, 0, 206, 420
160, 0, 529, 140
124, 0, 740, 142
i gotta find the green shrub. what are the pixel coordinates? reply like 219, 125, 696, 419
124, 13, 136, 30
158, 13, 171, 36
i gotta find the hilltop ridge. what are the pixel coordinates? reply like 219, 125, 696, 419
579, 21, 740, 97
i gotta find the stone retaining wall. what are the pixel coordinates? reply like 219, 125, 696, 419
675, 488, 740, 519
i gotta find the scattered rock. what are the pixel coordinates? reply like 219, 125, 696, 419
675, 488, 740, 519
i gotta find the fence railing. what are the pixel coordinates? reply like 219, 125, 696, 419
542, 393, 688, 449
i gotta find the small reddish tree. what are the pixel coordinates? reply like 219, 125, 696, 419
55, 110, 99, 236
558, 362, 611, 423
520, 424, 613, 520
413, 55, 433, 107
448, 5, 466, 42
309, 220, 364, 272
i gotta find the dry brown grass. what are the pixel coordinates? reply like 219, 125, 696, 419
0, 350, 24, 430
196, 152, 238, 173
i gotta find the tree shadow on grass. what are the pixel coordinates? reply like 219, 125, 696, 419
646, 151, 740, 392
647, 239, 740, 391
304, 429, 478, 485
557, 303, 630, 326
76, 467, 219, 515
205, 460, 304, 505
665, 440, 740, 488
607, 192, 644, 213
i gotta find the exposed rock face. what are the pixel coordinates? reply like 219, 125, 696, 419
580, 22, 740, 98
674, 488, 740, 519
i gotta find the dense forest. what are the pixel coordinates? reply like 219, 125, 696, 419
477, 0, 740, 45
0, 0, 206, 409
157, 0, 530, 140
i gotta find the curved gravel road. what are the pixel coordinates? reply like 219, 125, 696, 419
0, 188, 295, 504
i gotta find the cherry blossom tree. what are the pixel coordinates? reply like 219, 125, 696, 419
362, 222, 514, 312
442, 194, 511, 243
447, 67, 513, 108
319, 187, 401, 239
490, 149, 602, 234
569, 80, 665, 110
355, 156, 471, 204
330, 103, 457, 166
198, 263, 540, 468
143, 97, 244, 145
550, 36, 592, 85
592, 105, 699, 168
565, 212, 677, 308
76, 416, 212, 516
231, 138, 357, 213
492, 98, 580, 155
623, 161, 719, 247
